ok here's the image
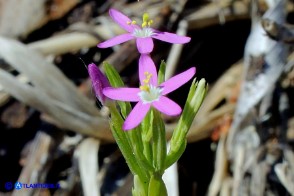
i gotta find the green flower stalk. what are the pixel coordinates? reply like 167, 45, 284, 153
165, 78, 208, 169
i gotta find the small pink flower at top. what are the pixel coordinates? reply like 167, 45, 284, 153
97, 9, 191, 54
103, 55, 196, 130
88, 63, 110, 104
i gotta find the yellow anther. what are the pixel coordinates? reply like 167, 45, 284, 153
148, 20, 153, 26
142, 13, 153, 28
142, 22, 147, 28
143, 13, 150, 23
142, 72, 152, 86
127, 20, 137, 25
140, 85, 150, 92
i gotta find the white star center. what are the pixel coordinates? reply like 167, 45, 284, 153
133, 28, 154, 38
138, 85, 163, 104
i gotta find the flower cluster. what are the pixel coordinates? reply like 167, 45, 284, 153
88, 9, 194, 130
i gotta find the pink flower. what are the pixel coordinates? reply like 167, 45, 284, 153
103, 55, 196, 130
88, 63, 110, 104
97, 9, 191, 54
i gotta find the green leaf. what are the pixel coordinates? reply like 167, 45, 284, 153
103, 62, 131, 118
157, 60, 166, 84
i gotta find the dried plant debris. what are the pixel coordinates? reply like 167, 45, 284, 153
261, 18, 294, 44
1, 101, 31, 128
227, 0, 288, 153
0, 0, 294, 195
0, 0, 79, 38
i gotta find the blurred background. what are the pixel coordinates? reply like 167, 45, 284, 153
0, 0, 293, 195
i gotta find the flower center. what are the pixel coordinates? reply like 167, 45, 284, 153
127, 13, 154, 38
138, 72, 162, 104
138, 85, 163, 104
133, 28, 154, 38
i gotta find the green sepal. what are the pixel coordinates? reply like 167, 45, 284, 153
141, 110, 153, 164
152, 109, 166, 174
142, 110, 153, 142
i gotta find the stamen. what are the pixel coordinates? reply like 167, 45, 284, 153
127, 20, 137, 25
142, 22, 147, 28
140, 85, 150, 92
148, 20, 153, 26
140, 72, 153, 92
143, 13, 149, 23
142, 13, 153, 28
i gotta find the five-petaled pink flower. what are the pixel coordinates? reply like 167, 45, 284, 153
98, 9, 191, 54
103, 55, 196, 130
88, 63, 110, 104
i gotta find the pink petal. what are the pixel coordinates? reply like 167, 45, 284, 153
103, 87, 140, 102
136, 37, 154, 54
88, 63, 110, 104
152, 31, 191, 44
161, 67, 196, 95
152, 96, 182, 116
109, 9, 138, 33
139, 54, 158, 86
123, 102, 151, 130
97, 34, 134, 48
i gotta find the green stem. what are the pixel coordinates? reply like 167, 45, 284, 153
108, 103, 149, 182
148, 174, 167, 196
128, 129, 154, 172
133, 175, 149, 196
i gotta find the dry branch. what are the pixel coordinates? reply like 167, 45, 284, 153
0, 37, 113, 141
12, 132, 55, 196
185, 1, 249, 30
77, 138, 100, 196
208, 133, 228, 196
0, 0, 79, 38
